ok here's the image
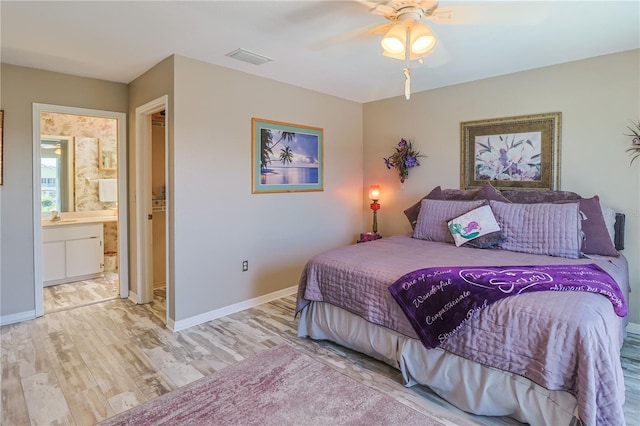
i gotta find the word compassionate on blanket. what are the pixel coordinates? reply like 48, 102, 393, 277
388, 263, 627, 349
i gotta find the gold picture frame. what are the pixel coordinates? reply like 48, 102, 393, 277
460, 112, 561, 190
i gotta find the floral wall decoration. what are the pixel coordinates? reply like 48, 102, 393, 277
383, 138, 425, 183
625, 120, 640, 164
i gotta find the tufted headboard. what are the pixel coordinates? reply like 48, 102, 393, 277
614, 213, 625, 250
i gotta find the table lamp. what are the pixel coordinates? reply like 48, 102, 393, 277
369, 185, 381, 234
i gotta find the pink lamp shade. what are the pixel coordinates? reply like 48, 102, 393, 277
369, 185, 381, 201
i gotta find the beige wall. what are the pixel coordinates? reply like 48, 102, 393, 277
363, 49, 640, 323
170, 55, 363, 321
128, 55, 175, 315
0, 64, 128, 317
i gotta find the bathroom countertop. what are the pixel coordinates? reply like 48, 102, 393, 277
42, 215, 118, 227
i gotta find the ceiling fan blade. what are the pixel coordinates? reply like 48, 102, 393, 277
427, 8, 453, 24
371, 4, 396, 16
368, 23, 393, 35
308, 23, 391, 51
353, 0, 394, 16
427, 4, 546, 25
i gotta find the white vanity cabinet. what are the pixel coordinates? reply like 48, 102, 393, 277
42, 223, 104, 286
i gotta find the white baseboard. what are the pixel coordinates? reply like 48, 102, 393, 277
167, 317, 176, 331
128, 291, 138, 304
626, 322, 640, 335
170, 285, 298, 332
1, 310, 36, 326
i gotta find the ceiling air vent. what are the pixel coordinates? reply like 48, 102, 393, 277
225, 48, 272, 66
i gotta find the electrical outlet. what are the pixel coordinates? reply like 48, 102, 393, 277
242, 260, 248, 272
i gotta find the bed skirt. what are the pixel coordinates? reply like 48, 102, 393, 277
298, 301, 581, 426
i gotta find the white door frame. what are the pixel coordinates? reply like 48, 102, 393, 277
32, 103, 129, 317
134, 95, 169, 324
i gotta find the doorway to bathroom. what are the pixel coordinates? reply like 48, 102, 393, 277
32, 104, 129, 317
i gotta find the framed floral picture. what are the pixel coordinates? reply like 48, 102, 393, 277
460, 112, 561, 190
252, 118, 323, 193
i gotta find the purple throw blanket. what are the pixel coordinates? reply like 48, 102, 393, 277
389, 263, 627, 350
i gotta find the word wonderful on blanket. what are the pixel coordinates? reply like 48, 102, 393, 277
388, 263, 627, 349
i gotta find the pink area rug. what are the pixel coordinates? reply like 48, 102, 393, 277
99, 344, 444, 425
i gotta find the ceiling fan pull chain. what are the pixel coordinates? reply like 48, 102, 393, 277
404, 24, 412, 100
404, 67, 411, 100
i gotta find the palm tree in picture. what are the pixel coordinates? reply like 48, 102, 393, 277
279, 146, 294, 166
260, 129, 275, 171
260, 130, 296, 171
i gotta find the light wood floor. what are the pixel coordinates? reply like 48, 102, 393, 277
44, 273, 119, 313
1, 291, 638, 425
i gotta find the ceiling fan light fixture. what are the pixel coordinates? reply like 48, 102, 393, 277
381, 24, 406, 55
409, 22, 436, 55
381, 21, 437, 61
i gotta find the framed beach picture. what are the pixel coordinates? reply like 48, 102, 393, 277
460, 112, 561, 190
251, 118, 323, 193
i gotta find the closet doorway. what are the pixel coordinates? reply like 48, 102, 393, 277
134, 95, 169, 326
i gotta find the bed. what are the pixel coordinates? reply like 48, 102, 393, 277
296, 185, 629, 426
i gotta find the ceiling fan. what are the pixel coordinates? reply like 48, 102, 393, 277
364, 0, 453, 25
357, 1, 453, 99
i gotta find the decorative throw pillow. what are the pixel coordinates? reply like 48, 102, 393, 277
600, 204, 617, 246
403, 186, 444, 230
441, 187, 481, 200
464, 230, 505, 249
501, 190, 581, 204
556, 196, 619, 257
413, 199, 486, 243
489, 201, 582, 259
473, 182, 511, 203
448, 205, 501, 247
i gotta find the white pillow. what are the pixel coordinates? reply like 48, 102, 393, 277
600, 204, 616, 244
448, 205, 501, 247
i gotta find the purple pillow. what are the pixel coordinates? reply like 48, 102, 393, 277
490, 201, 582, 259
473, 182, 511, 203
413, 199, 487, 243
556, 196, 619, 257
501, 190, 581, 204
404, 186, 444, 230
442, 188, 481, 200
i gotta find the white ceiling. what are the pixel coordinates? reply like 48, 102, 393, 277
2, 1, 639, 103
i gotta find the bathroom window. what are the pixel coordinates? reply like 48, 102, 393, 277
41, 157, 61, 212
41, 137, 70, 213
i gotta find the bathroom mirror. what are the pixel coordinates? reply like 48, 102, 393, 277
40, 112, 119, 214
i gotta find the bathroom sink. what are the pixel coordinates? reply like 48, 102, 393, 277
49, 219, 80, 224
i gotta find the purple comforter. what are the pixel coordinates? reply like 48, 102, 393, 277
388, 264, 627, 350
296, 235, 629, 426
